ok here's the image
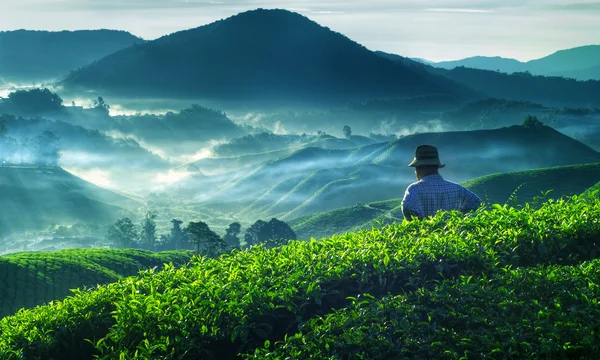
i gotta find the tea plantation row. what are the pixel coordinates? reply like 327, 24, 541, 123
0, 194, 599, 359
250, 260, 600, 359
0, 249, 194, 318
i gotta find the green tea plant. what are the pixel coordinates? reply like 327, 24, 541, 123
250, 259, 600, 359
0, 249, 194, 318
0, 194, 598, 359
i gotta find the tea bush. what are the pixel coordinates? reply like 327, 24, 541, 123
0, 249, 194, 318
250, 260, 600, 359
0, 194, 599, 359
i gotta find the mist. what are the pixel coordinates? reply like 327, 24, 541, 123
1, 9, 599, 256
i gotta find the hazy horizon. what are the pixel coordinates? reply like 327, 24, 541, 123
1, 1, 599, 62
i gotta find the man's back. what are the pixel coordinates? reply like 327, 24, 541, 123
402, 174, 481, 220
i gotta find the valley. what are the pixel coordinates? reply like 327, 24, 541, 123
1, 5, 600, 359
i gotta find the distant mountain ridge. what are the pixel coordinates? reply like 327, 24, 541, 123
424, 45, 600, 81
0, 30, 144, 81
60, 9, 476, 105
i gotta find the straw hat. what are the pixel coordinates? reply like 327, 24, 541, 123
408, 145, 446, 168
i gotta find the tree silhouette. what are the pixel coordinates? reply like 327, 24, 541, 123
169, 219, 186, 249
186, 221, 226, 256
244, 218, 296, 249
223, 222, 242, 248
0, 137, 17, 166
7, 88, 63, 114
107, 217, 138, 248
523, 114, 544, 128
93, 96, 110, 116
342, 125, 352, 139
34, 131, 61, 167
140, 211, 157, 250
18, 137, 29, 164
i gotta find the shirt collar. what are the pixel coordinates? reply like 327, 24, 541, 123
420, 174, 444, 182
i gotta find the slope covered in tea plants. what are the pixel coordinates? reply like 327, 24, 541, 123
462, 163, 600, 205
250, 259, 600, 359
0, 194, 599, 359
0, 248, 194, 318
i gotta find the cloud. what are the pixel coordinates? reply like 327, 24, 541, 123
424, 8, 495, 13
544, 2, 600, 12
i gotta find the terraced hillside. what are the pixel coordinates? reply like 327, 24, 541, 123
291, 162, 600, 240
462, 163, 600, 205
0, 249, 194, 318
0, 167, 137, 238
189, 124, 600, 223
0, 193, 598, 359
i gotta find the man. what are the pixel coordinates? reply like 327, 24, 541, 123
401, 145, 481, 221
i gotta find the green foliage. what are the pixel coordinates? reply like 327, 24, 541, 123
462, 163, 600, 207
250, 260, 600, 359
139, 212, 157, 250
186, 221, 226, 256
522, 114, 544, 128
0, 248, 193, 318
107, 218, 138, 248
0, 195, 599, 359
5, 88, 63, 114
244, 218, 296, 248
223, 222, 242, 248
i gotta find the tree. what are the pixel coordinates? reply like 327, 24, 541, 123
186, 221, 227, 256
244, 219, 266, 248
34, 131, 61, 167
107, 217, 138, 248
140, 211, 157, 250
93, 96, 110, 115
18, 137, 30, 164
342, 125, 352, 139
0, 137, 17, 166
7, 88, 63, 114
223, 222, 242, 248
523, 114, 544, 129
244, 218, 297, 249
169, 219, 186, 250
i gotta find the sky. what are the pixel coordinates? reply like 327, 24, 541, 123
0, 0, 599, 62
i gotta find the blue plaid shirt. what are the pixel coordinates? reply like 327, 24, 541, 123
401, 174, 481, 220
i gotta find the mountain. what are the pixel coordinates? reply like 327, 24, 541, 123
431, 66, 600, 108
526, 45, 600, 76
185, 123, 600, 223
547, 63, 600, 81
0, 30, 144, 82
375, 51, 600, 108
0, 167, 135, 239
425, 45, 600, 81
434, 56, 527, 73
60, 9, 475, 105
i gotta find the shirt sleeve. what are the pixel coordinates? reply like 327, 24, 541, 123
461, 187, 482, 213
402, 185, 422, 220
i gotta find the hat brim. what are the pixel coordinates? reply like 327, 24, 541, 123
408, 158, 445, 168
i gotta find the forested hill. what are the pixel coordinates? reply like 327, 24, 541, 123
377, 51, 600, 108
0, 30, 144, 81
427, 45, 600, 81
60, 9, 475, 105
